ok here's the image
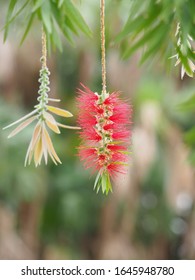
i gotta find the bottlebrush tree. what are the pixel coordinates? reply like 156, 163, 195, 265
1, 0, 195, 194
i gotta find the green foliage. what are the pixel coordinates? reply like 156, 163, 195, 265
41, 167, 103, 248
179, 93, 195, 112
135, 157, 174, 245
3, 0, 92, 50
116, 0, 195, 65
179, 92, 195, 165
2, 0, 195, 69
133, 75, 194, 247
94, 171, 112, 195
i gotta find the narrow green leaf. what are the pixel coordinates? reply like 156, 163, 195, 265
50, 1, 74, 45
50, 21, 63, 52
187, 48, 195, 61
115, 4, 161, 42
106, 173, 112, 195
115, 16, 142, 42
101, 173, 107, 194
20, 13, 35, 45
123, 22, 165, 59
61, 23, 74, 45
177, 46, 194, 77
96, 181, 102, 194
98, 172, 112, 195
3, 0, 30, 41
58, 0, 64, 8
140, 25, 168, 64
140, 42, 162, 64
32, 0, 44, 12
65, 15, 79, 35
94, 171, 101, 190
64, 0, 92, 37
41, 1, 52, 33
4, 0, 17, 41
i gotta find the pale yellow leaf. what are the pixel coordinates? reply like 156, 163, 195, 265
48, 98, 61, 102
8, 116, 36, 138
44, 112, 60, 134
31, 123, 42, 150
47, 149, 57, 165
25, 122, 41, 166
34, 136, 43, 167
41, 129, 48, 165
57, 122, 81, 130
3, 109, 38, 130
47, 106, 73, 118
46, 120, 60, 134
25, 139, 33, 166
43, 125, 61, 164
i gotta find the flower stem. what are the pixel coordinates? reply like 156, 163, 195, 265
41, 26, 47, 68
100, 0, 107, 97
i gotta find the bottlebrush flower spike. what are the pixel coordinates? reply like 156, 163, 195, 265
3, 66, 80, 167
77, 84, 132, 194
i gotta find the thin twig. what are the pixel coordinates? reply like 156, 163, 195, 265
42, 26, 47, 68
100, 0, 107, 95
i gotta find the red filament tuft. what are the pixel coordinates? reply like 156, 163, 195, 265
77, 84, 132, 180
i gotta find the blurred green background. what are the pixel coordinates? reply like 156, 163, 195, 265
0, 0, 195, 260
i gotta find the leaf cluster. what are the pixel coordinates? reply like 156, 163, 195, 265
3, 0, 92, 50
116, 0, 195, 63
94, 171, 112, 195
3, 0, 195, 66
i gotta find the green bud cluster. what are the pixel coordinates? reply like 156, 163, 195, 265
35, 66, 51, 119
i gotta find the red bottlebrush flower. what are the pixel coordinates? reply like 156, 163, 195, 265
109, 104, 131, 124
79, 113, 97, 128
80, 128, 102, 142
107, 144, 126, 151
78, 147, 98, 170
111, 152, 128, 163
103, 123, 114, 130
77, 84, 132, 194
107, 163, 127, 175
103, 92, 119, 106
112, 130, 131, 141
78, 147, 97, 161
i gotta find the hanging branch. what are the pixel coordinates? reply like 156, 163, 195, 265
77, 0, 132, 194
3, 26, 80, 166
